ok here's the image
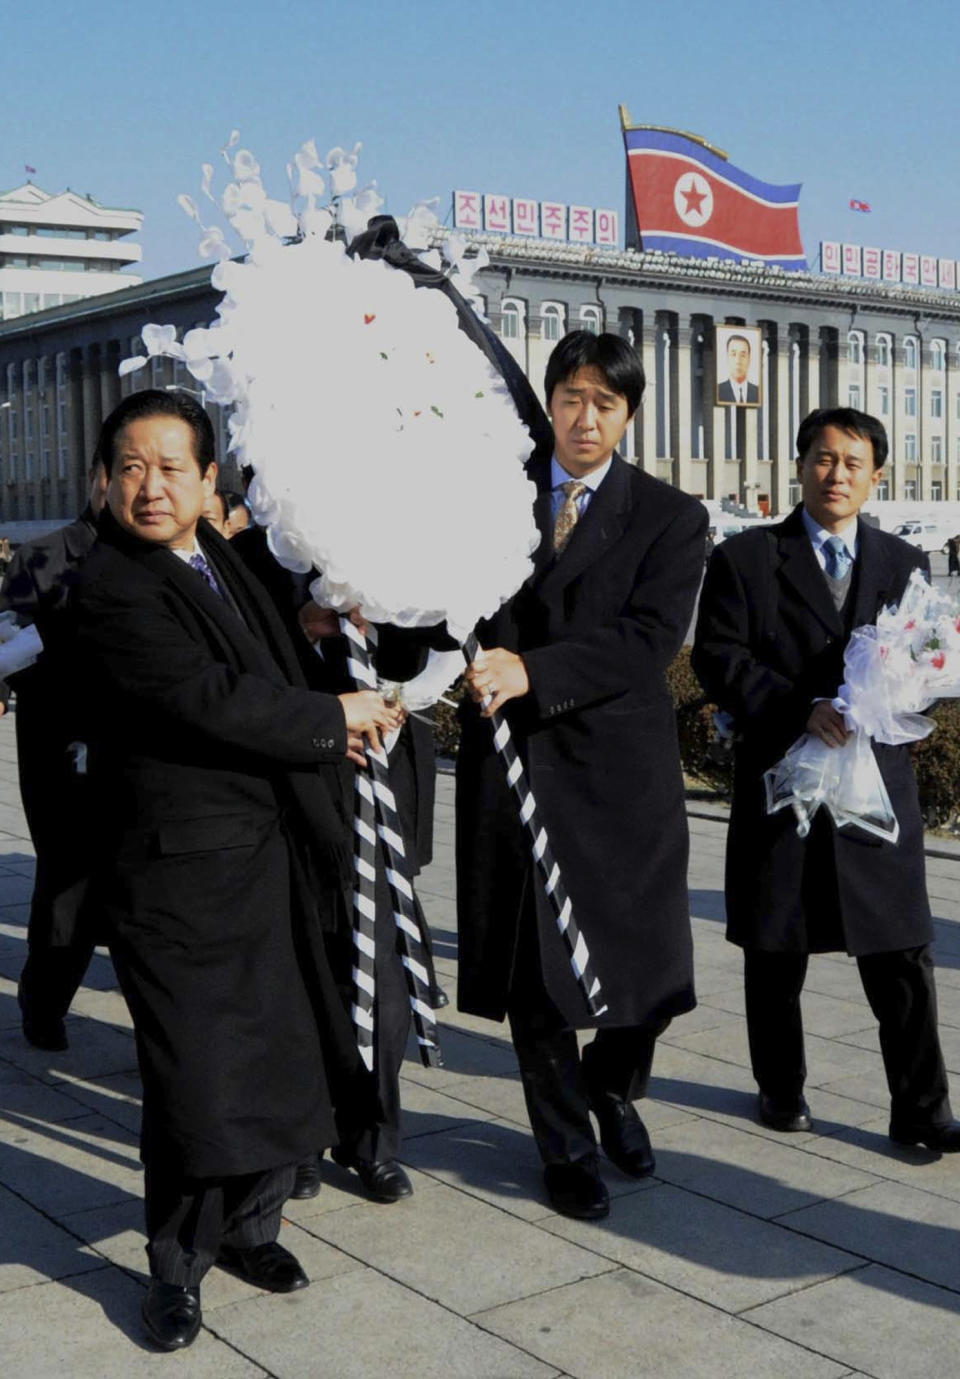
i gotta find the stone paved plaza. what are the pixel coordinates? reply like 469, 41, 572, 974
1, 713, 959, 1377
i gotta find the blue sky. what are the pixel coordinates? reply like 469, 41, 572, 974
5, 0, 959, 281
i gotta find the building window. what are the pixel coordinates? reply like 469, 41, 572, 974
905, 480, 917, 499
847, 330, 864, 365
903, 336, 918, 370
848, 384, 861, 409
500, 299, 522, 340
876, 480, 889, 500
788, 480, 801, 506
932, 436, 943, 463
876, 334, 891, 368
878, 384, 890, 415
932, 389, 943, 418
931, 339, 946, 371
541, 302, 564, 342
932, 481, 943, 500
904, 388, 917, 417
905, 432, 917, 462
579, 305, 602, 335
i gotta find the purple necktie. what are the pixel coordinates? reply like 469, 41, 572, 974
189, 550, 222, 597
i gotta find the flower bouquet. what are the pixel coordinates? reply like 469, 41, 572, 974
764, 569, 960, 842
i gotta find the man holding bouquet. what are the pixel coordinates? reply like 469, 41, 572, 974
457, 331, 707, 1219
693, 406, 960, 1152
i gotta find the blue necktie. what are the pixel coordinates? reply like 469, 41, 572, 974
189, 550, 222, 597
823, 535, 852, 580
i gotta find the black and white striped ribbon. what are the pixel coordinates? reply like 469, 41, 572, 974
462, 631, 607, 1019
341, 616, 443, 1068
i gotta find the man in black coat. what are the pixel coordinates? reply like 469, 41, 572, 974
73, 389, 400, 1350
693, 406, 960, 1151
1, 460, 107, 1050
230, 529, 449, 1204
457, 332, 707, 1220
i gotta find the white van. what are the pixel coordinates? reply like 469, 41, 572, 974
892, 519, 950, 553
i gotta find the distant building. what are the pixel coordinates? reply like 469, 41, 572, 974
0, 182, 142, 323
3, 242, 960, 541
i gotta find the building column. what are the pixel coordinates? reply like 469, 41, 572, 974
100, 339, 122, 420
777, 335, 794, 512
639, 322, 657, 472
743, 404, 759, 511
80, 344, 103, 485
675, 323, 693, 491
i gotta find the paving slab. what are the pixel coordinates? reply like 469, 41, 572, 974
0, 1266, 271, 1378
745, 1264, 960, 1379
774, 1177, 960, 1292
207, 1265, 561, 1379
477, 1267, 849, 1379
0, 1111, 142, 1216
650, 1118, 880, 1218
309, 1176, 616, 1314
542, 1179, 864, 1313
0, 1181, 107, 1292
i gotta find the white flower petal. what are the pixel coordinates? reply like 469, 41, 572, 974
177, 193, 201, 224
118, 356, 148, 378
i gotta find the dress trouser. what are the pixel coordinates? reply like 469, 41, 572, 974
744, 945, 953, 1129
506, 891, 670, 1165
145, 1161, 297, 1287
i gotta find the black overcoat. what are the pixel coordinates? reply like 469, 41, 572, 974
73, 512, 362, 1179
692, 507, 933, 956
456, 455, 707, 1029
1, 511, 98, 946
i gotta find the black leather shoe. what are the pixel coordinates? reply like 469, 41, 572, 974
428, 985, 449, 1010
544, 1157, 609, 1220
289, 1155, 322, 1200
890, 1120, 960, 1153
216, 1241, 309, 1292
17, 981, 68, 1052
589, 1094, 656, 1177
332, 1147, 413, 1202
757, 1093, 812, 1133
142, 1279, 202, 1351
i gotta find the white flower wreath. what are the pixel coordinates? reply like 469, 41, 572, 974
122, 135, 540, 654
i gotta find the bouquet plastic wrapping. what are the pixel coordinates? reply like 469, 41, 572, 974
0, 611, 42, 679
764, 569, 960, 842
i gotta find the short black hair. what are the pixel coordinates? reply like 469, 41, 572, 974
95, 389, 216, 477
222, 490, 247, 514
544, 331, 645, 416
207, 490, 228, 523
726, 333, 751, 354
796, 407, 888, 471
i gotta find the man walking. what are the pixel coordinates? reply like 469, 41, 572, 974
693, 406, 960, 1151
456, 331, 707, 1219
1, 460, 107, 1050
74, 389, 397, 1349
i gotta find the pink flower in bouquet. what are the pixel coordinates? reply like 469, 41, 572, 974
931, 650, 946, 671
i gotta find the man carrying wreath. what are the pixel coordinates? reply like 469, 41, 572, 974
456, 331, 707, 1220
693, 406, 960, 1151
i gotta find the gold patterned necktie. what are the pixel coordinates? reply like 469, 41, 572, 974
553, 480, 588, 555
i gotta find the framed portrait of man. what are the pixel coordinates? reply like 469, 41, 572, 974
716, 325, 762, 408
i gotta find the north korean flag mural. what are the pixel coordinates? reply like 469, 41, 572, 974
623, 126, 807, 271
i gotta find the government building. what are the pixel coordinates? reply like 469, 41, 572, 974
2, 126, 960, 535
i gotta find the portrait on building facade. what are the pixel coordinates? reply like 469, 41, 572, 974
716, 325, 762, 407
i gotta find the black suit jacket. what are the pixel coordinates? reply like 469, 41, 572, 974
73, 511, 362, 1177
718, 379, 759, 405
0, 510, 99, 945
693, 507, 933, 955
456, 455, 707, 1027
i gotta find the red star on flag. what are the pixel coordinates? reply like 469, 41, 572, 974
680, 180, 708, 217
